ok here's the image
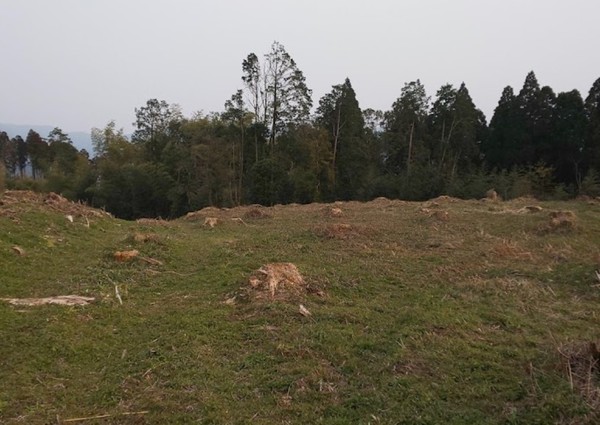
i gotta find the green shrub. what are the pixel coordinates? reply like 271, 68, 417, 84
579, 168, 600, 197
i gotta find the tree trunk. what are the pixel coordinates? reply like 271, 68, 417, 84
407, 121, 415, 175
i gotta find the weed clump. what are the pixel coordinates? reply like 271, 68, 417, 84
557, 341, 600, 419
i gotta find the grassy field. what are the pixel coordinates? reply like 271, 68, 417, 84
1, 191, 599, 424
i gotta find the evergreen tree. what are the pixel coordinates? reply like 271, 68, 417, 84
15, 136, 27, 178
316, 78, 367, 199
383, 80, 429, 175
484, 86, 521, 169
449, 83, 487, 178
551, 90, 587, 186
428, 83, 486, 179
585, 77, 600, 170
26, 129, 49, 179
515, 71, 556, 165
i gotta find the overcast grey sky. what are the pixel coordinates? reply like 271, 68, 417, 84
1, 0, 599, 135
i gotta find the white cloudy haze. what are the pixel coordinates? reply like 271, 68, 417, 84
1, 0, 599, 138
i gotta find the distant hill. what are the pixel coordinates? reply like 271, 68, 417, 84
0, 123, 93, 154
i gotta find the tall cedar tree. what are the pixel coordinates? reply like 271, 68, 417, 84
383, 80, 429, 175
316, 78, 367, 200
585, 78, 600, 170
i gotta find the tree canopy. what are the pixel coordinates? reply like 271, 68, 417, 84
2, 43, 599, 218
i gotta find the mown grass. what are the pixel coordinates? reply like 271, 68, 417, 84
1, 194, 599, 424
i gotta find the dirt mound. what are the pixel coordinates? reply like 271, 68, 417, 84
184, 206, 223, 221
136, 218, 170, 226
373, 197, 390, 203
0, 190, 111, 219
429, 195, 459, 203
247, 263, 306, 298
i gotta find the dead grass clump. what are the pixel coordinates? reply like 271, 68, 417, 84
129, 233, 161, 244
203, 217, 219, 228
430, 210, 450, 222
485, 189, 499, 201
243, 208, 272, 220
314, 223, 360, 240
247, 263, 307, 299
184, 211, 203, 220
544, 243, 572, 263
557, 341, 600, 416
540, 211, 578, 233
492, 240, 534, 260
323, 207, 343, 218
44, 192, 69, 205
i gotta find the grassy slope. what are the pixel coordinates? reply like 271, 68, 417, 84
0, 195, 599, 424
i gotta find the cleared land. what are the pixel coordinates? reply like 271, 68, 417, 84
1, 191, 599, 424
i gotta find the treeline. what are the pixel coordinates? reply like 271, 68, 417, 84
2, 42, 600, 219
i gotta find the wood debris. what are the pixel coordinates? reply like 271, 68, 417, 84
11, 246, 26, 256
299, 304, 312, 317
113, 250, 140, 262
1, 295, 95, 307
